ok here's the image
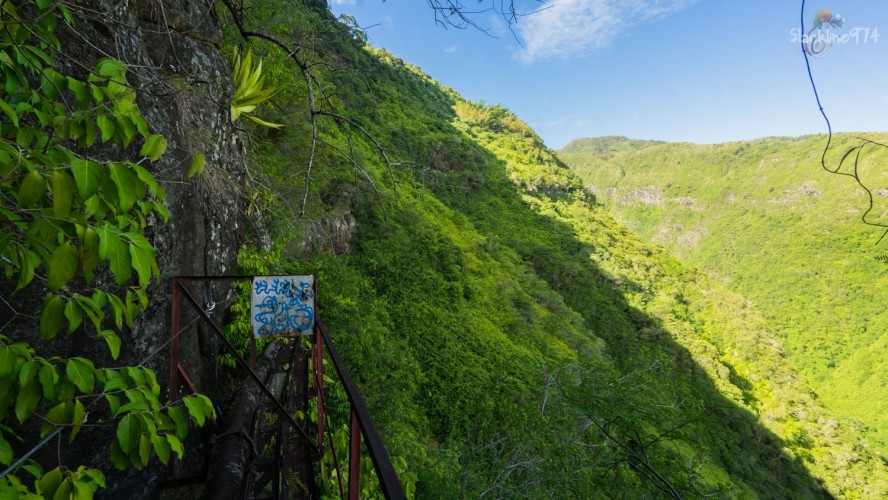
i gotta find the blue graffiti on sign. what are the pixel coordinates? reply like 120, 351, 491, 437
251, 276, 315, 337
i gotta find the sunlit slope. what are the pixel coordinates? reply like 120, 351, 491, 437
224, 1, 888, 495
560, 134, 888, 455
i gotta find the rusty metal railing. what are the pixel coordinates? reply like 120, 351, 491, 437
313, 316, 407, 500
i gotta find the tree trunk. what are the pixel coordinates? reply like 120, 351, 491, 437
205, 341, 281, 499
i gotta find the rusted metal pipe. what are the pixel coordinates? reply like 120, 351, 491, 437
348, 408, 362, 500
315, 325, 325, 452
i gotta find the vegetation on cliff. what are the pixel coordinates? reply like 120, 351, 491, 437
216, 1, 888, 497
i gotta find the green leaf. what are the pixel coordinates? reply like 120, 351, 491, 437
183, 396, 206, 427
128, 446, 144, 471
188, 152, 205, 178
15, 246, 39, 291
116, 414, 140, 455
138, 433, 151, 467
108, 163, 138, 212
116, 115, 135, 147
14, 378, 41, 423
98, 330, 121, 360
41, 402, 69, 438
139, 135, 167, 161
70, 159, 103, 198
195, 393, 216, 420
68, 78, 90, 109
108, 439, 128, 471
129, 245, 154, 287
102, 370, 126, 392
0, 435, 12, 465
129, 162, 162, 198
69, 399, 86, 442
64, 300, 83, 334
65, 358, 95, 394
47, 242, 78, 291
83, 468, 105, 488
125, 367, 146, 387
151, 434, 171, 464
38, 467, 63, 497
84, 118, 97, 147
166, 434, 184, 459
38, 363, 61, 401
95, 58, 124, 79
143, 368, 160, 395
97, 227, 132, 285
81, 227, 100, 283
167, 406, 188, 438
72, 479, 93, 499
59, 4, 74, 23
105, 393, 120, 416
115, 398, 148, 417
50, 171, 75, 218
91, 290, 108, 308
106, 294, 125, 330
136, 287, 149, 311
138, 412, 157, 436
53, 478, 72, 500
244, 114, 284, 129
153, 200, 169, 222
96, 114, 114, 142
123, 231, 153, 253
0, 99, 19, 128
18, 360, 38, 387
21, 462, 43, 480
0, 347, 16, 378
17, 170, 45, 208
40, 293, 65, 339
73, 295, 103, 331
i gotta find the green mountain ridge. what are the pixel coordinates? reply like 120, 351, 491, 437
559, 133, 888, 459
215, 2, 888, 496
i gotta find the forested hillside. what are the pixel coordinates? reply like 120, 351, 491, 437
560, 135, 888, 457
216, 2, 887, 497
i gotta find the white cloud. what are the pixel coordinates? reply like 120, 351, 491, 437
332, 0, 357, 5
444, 45, 458, 54
515, 0, 698, 63
489, 13, 509, 38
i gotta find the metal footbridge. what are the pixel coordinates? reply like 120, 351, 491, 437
161, 276, 405, 499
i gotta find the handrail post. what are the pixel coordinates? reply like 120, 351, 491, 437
315, 324, 325, 453
170, 277, 180, 403
167, 278, 180, 479
348, 407, 361, 500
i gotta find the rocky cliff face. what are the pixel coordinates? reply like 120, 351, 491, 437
4, 1, 248, 496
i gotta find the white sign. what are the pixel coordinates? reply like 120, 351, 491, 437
250, 275, 315, 338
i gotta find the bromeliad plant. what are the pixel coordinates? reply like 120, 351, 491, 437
0, 1, 211, 497
230, 50, 283, 129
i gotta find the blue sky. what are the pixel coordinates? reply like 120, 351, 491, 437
330, 1, 887, 149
